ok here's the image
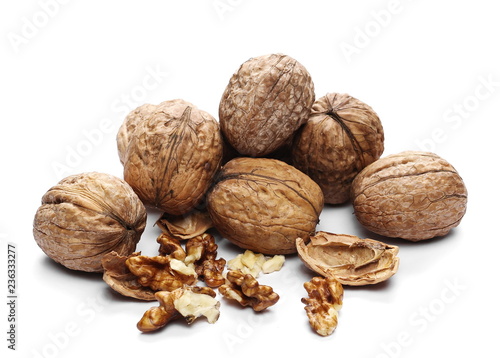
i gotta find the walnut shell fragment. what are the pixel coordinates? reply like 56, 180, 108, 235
296, 232, 399, 285
123, 99, 223, 215
292, 93, 384, 204
351, 151, 468, 241
219, 53, 315, 157
207, 157, 324, 255
155, 210, 213, 240
33, 172, 147, 272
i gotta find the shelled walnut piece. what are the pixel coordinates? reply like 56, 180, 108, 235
227, 249, 285, 277
137, 286, 220, 332
218, 270, 279, 311
302, 276, 344, 337
101, 233, 225, 300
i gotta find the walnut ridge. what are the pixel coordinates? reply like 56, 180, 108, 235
293, 93, 384, 204
351, 151, 468, 241
219, 53, 315, 157
206, 157, 324, 255
33, 172, 147, 272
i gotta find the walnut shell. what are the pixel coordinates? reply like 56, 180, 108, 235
123, 99, 223, 215
351, 151, 468, 241
292, 93, 384, 204
33, 172, 147, 272
117, 102, 158, 165
219, 53, 315, 157
206, 157, 324, 255
296, 232, 399, 286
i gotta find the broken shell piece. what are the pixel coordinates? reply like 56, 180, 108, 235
296, 231, 399, 286
156, 210, 213, 240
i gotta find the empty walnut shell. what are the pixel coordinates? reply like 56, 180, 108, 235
292, 93, 384, 204
351, 151, 468, 241
296, 232, 399, 285
206, 157, 324, 255
33, 172, 147, 272
123, 99, 223, 215
219, 53, 315, 157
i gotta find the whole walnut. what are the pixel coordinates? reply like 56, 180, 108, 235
206, 157, 324, 255
351, 151, 468, 241
122, 99, 223, 215
219, 53, 315, 157
292, 93, 384, 204
33, 172, 147, 272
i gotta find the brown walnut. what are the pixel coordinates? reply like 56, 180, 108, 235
292, 93, 384, 204
123, 99, 223, 215
33, 172, 147, 272
219, 53, 315, 157
206, 157, 324, 255
351, 151, 468, 241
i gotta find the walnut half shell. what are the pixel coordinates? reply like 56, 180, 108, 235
296, 231, 399, 285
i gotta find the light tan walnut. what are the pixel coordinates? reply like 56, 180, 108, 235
351, 151, 468, 241
185, 233, 226, 288
156, 234, 186, 260
218, 270, 279, 311
137, 286, 220, 332
296, 232, 399, 286
33, 172, 147, 272
292, 93, 384, 204
123, 99, 223, 215
207, 157, 324, 255
227, 250, 285, 277
219, 53, 315, 157
302, 276, 344, 336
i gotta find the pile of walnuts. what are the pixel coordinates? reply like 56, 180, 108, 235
33, 53, 468, 337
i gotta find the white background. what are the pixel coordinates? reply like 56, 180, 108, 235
1, 1, 499, 357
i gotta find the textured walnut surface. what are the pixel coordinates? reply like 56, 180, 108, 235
293, 93, 384, 204
207, 157, 324, 255
123, 99, 223, 215
296, 232, 399, 285
33, 172, 147, 272
351, 151, 468, 241
219, 53, 315, 157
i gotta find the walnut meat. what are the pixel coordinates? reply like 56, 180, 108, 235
206, 157, 324, 255
219, 53, 315, 157
292, 93, 384, 204
296, 232, 400, 285
123, 99, 223, 215
351, 151, 468, 241
33, 172, 147, 272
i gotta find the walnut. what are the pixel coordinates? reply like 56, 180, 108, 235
351, 151, 468, 241
156, 210, 213, 240
102, 251, 156, 301
122, 99, 223, 215
219, 53, 315, 157
137, 286, 220, 332
302, 276, 344, 336
156, 234, 187, 260
218, 270, 279, 311
33, 172, 147, 272
184, 233, 226, 288
296, 232, 400, 286
292, 93, 384, 204
126, 254, 198, 291
207, 157, 324, 255
227, 250, 285, 277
